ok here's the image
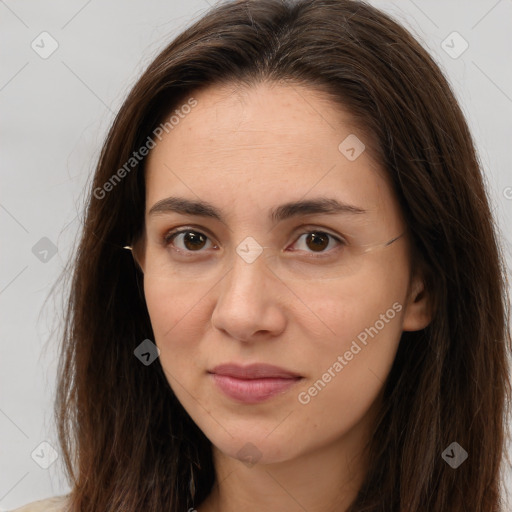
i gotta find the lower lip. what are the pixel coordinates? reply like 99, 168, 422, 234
210, 373, 302, 403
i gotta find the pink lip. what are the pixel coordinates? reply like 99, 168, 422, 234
209, 363, 303, 403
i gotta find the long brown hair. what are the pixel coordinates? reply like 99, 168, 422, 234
54, 0, 512, 510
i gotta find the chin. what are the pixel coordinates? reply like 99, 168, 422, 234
205, 425, 299, 466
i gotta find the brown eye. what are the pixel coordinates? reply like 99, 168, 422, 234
164, 229, 213, 252
291, 230, 343, 255
304, 232, 330, 252
182, 231, 207, 251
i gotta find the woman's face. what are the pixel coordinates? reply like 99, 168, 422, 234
140, 82, 430, 467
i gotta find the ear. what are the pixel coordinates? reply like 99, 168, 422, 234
402, 270, 432, 331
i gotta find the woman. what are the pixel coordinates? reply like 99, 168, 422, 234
13, 0, 511, 510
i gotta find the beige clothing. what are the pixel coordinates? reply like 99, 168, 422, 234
9, 495, 69, 512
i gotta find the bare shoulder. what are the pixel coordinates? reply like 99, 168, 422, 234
9, 495, 69, 512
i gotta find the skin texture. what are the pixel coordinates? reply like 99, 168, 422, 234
139, 82, 431, 512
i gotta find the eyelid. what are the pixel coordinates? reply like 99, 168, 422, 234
294, 224, 347, 243
162, 224, 217, 244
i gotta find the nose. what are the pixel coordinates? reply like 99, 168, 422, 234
210, 247, 287, 343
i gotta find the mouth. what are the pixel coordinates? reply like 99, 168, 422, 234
208, 363, 304, 404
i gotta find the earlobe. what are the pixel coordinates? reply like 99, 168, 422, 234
401, 274, 432, 332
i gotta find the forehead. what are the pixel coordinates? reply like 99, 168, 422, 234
144, 82, 398, 226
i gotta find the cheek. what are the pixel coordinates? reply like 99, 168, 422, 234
305, 295, 403, 384
143, 276, 205, 334
299, 271, 406, 400
143, 277, 208, 370
303, 273, 403, 346
143, 278, 209, 407
295, 299, 403, 444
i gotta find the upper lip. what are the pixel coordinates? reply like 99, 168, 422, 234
209, 363, 302, 379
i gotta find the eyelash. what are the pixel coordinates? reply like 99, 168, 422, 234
161, 225, 347, 259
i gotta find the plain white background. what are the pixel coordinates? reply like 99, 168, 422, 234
1, 0, 511, 509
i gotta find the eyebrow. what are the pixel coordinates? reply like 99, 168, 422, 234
148, 196, 367, 223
